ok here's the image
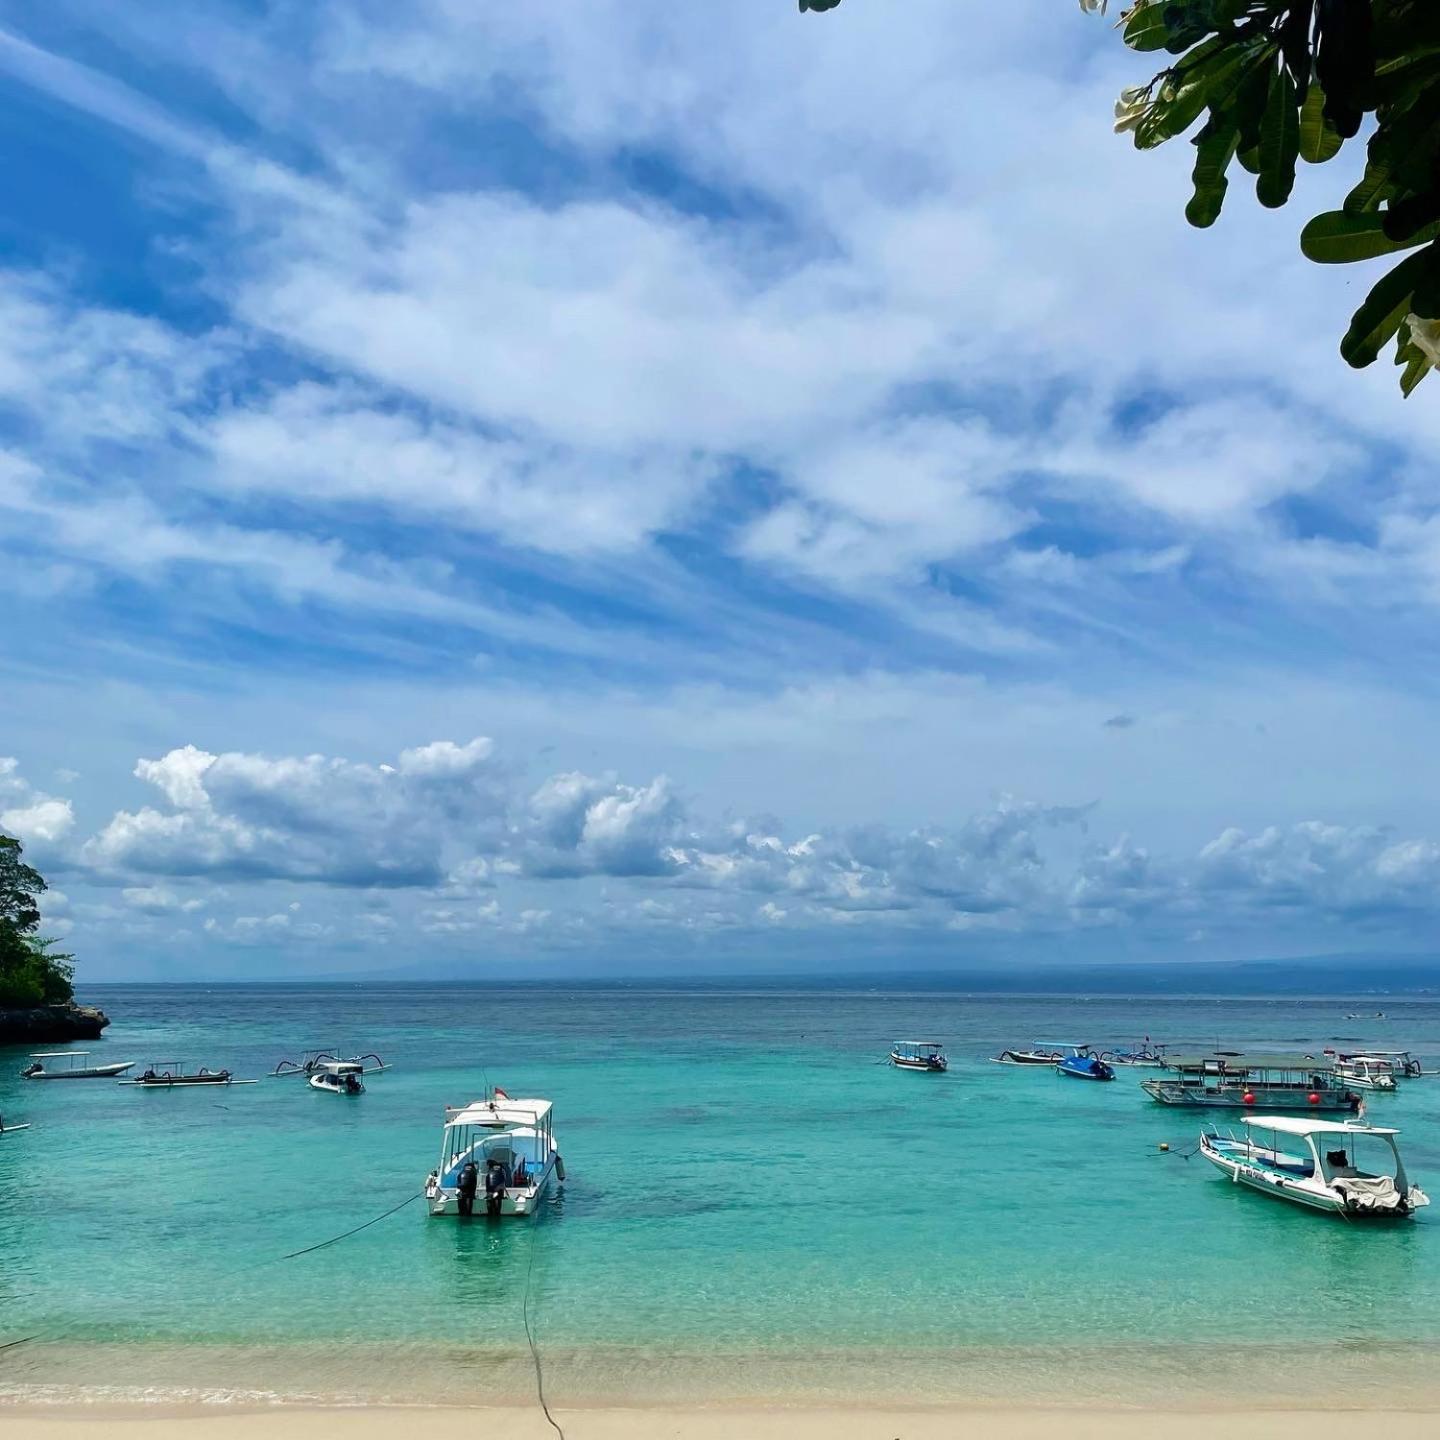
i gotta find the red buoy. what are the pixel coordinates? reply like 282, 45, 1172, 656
1242, 1092, 1256, 1105
1308, 1092, 1321, 1105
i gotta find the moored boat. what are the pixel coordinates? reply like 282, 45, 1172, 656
991, 1045, 1063, 1066
424, 1091, 563, 1218
119, 1061, 256, 1087
1329, 1048, 1425, 1079
271, 1047, 390, 1077
1142, 1052, 1361, 1113
309, 1060, 365, 1095
1334, 1055, 1399, 1091
890, 1040, 948, 1072
1106, 1041, 1167, 1068
1055, 1046, 1114, 1081
21, 1051, 134, 1080
0, 1112, 30, 1135
1200, 1116, 1429, 1218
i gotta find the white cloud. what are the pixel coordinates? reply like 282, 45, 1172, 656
0, 757, 75, 848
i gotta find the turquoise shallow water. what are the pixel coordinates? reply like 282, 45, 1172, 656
3, 984, 1440, 1406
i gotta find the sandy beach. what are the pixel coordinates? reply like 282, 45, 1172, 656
5, 1406, 1440, 1440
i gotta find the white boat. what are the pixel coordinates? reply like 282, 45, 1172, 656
0, 1113, 30, 1135
1200, 1116, 1429, 1218
890, 1040, 948, 1072
1334, 1055, 1399, 1091
991, 1044, 1064, 1066
271, 1047, 390, 1077
1332, 1048, 1425, 1079
1106, 1041, 1168, 1068
119, 1060, 257, 1087
424, 1092, 563, 1218
21, 1051, 134, 1080
309, 1060, 365, 1095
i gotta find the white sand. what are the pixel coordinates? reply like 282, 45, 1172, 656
4, 1406, 1438, 1440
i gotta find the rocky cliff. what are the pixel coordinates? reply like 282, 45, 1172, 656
0, 1002, 110, 1044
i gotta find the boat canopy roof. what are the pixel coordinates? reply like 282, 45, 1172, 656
1164, 1050, 1334, 1071
894, 1040, 944, 1048
446, 1098, 552, 1130
28, 1051, 90, 1059
318, 1060, 363, 1074
1346, 1049, 1414, 1059
1240, 1116, 1399, 1138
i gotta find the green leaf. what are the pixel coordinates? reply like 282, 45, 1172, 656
1300, 211, 1440, 263
1340, 247, 1438, 368
1123, 2, 1178, 54
1236, 143, 1261, 175
1299, 85, 1343, 163
1256, 65, 1299, 208
1344, 158, 1394, 214
1186, 119, 1239, 228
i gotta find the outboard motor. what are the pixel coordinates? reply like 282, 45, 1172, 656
21, 1062, 41, 1078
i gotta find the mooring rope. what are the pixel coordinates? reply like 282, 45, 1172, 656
523, 1214, 565, 1439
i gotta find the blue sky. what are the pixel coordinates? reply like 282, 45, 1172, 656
3, 1, 1440, 980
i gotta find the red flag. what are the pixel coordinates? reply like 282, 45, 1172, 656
494, 1086, 509, 1100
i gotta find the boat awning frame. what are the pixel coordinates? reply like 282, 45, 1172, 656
1239, 1116, 1399, 1138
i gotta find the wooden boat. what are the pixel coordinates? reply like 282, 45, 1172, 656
424, 1092, 563, 1218
890, 1040, 948, 1072
1142, 1052, 1361, 1113
1200, 1116, 1428, 1218
21, 1051, 133, 1080
119, 1061, 256, 1087
309, 1060, 365, 1095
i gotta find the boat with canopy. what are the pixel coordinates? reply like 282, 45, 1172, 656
424, 1091, 564, 1218
309, 1060, 365, 1095
1333, 1055, 1399, 1091
1054, 1045, 1114, 1081
889, 1040, 948, 1072
1142, 1052, 1361, 1112
991, 1044, 1064, 1066
1200, 1116, 1429, 1217
21, 1051, 134, 1080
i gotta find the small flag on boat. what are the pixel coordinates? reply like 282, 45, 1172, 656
494, 1086, 509, 1100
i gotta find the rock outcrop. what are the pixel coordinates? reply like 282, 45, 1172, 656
0, 1002, 110, 1044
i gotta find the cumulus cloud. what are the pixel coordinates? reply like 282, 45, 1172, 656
0, 756, 75, 849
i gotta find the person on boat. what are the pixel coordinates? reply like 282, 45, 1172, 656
457, 1160, 479, 1217
484, 1158, 509, 1216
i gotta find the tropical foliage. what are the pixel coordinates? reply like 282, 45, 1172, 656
0, 835, 75, 1006
800, 1, 1440, 393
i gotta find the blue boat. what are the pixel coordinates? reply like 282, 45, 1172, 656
1050, 1044, 1115, 1082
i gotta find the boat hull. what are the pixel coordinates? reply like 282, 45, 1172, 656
120, 1075, 254, 1086
309, 1075, 364, 1094
427, 1155, 558, 1218
1143, 1081, 1360, 1112
891, 1055, 947, 1071
24, 1063, 133, 1080
1201, 1141, 1348, 1213
1057, 1058, 1114, 1081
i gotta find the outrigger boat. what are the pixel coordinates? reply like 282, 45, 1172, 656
991, 1044, 1063, 1066
0, 1113, 30, 1135
1328, 1048, 1425, 1079
1141, 1052, 1361, 1113
424, 1091, 564, 1218
309, 1060, 365, 1095
270, 1047, 390, 1078
890, 1040, 948, 1072
1333, 1055, 1399, 1091
21, 1051, 134, 1080
119, 1061, 257, 1087
1055, 1045, 1114, 1081
1106, 1041, 1167, 1068
1200, 1116, 1429, 1218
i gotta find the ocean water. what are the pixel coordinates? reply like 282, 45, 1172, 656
2, 983, 1440, 1408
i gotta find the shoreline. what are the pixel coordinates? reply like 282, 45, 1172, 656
5, 1403, 1440, 1440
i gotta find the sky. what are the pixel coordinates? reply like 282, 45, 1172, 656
2, 1, 1440, 981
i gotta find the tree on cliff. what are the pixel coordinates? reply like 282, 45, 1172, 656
0, 834, 75, 1006
799, 1, 1440, 394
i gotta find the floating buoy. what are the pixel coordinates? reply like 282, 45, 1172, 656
1242, 1092, 1256, 1105
1308, 1092, 1321, 1105
1159, 1142, 1169, 1152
